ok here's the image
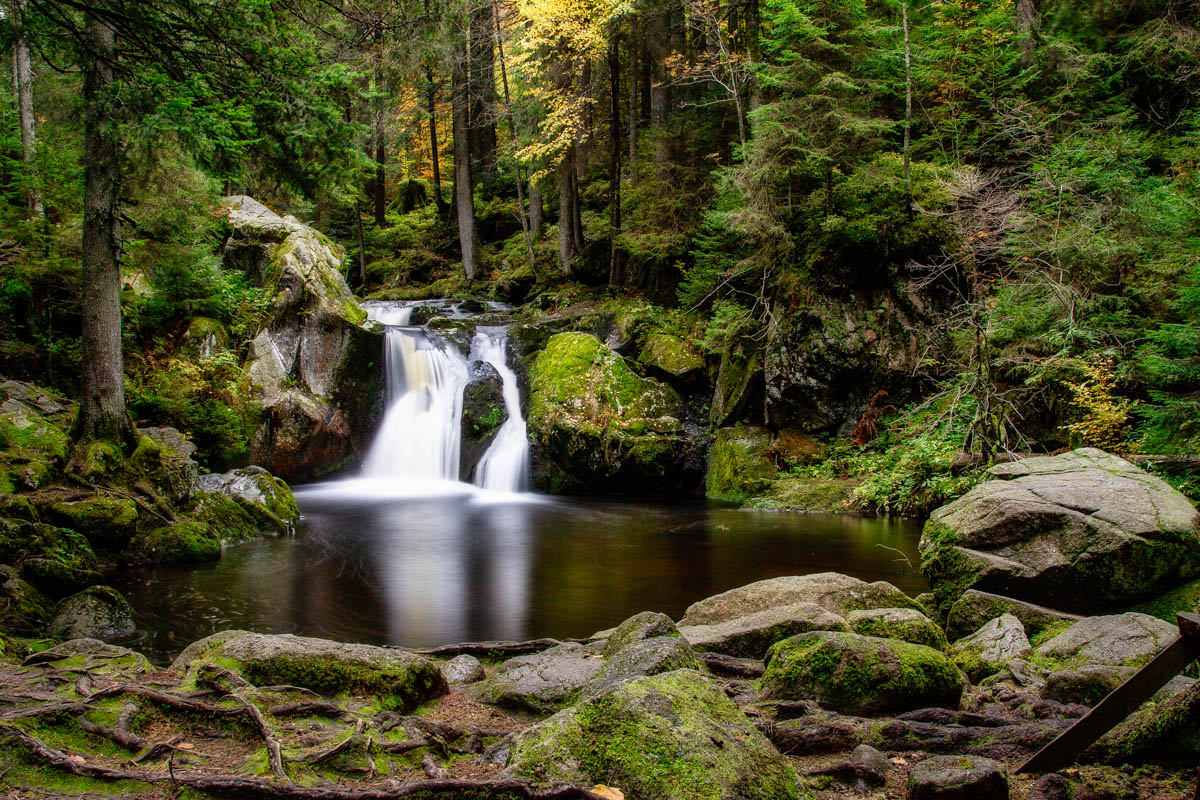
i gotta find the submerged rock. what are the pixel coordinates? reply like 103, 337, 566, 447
950, 614, 1032, 682
679, 602, 849, 659
47, 585, 136, 642
526, 332, 692, 492
1032, 613, 1178, 669
178, 630, 447, 711
680, 572, 920, 627
921, 448, 1200, 613
225, 196, 381, 481
761, 630, 963, 715
508, 669, 802, 800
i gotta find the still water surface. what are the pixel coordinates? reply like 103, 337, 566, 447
120, 487, 926, 664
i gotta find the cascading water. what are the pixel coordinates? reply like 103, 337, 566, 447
354, 302, 529, 494
470, 328, 530, 492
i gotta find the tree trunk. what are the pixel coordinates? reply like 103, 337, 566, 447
355, 199, 367, 286
529, 179, 543, 238
1016, 0, 1040, 68
607, 37, 623, 288
557, 148, 579, 275
494, 0, 538, 277
372, 31, 387, 227
10, 0, 41, 219
902, 1, 912, 214
425, 66, 448, 213
468, 0, 497, 177
452, 51, 478, 280
576, 60, 592, 182
627, 29, 638, 175
74, 13, 132, 445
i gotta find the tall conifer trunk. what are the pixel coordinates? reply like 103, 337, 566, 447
452, 50, 478, 280
10, 0, 41, 218
75, 13, 132, 445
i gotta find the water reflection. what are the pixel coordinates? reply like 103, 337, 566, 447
119, 491, 927, 664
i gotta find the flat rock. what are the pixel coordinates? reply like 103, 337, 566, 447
847, 607, 948, 651
946, 590, 1080, 642
761, 630, 963, 715
680, 602, 849, 658
951, 614, 1032, 682
1033, 613, 1178, 669
908, 754, 1008, 800
680, 572, 919, 627
180, 631, 447, 711
508, 669, 801, 800
585, 635, 702, 699
921, 449, 1200, 612
477, 642, 604, 713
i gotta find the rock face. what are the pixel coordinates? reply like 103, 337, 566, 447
637, 333, 705, 385
47, 585, 136, 642
178, 630, 447, 711
1032, 613, 1178, 669
526, 332, 693, 492
507, 670, 802, 800
950, 614, 1032, 682
921, 449, 1200, 613
224, 196, 382, 481
764, 294, 928, 433
680, 573, 920, 627
460, 361, 507, 481
907, 755, 1009, 800
761, 631, 964, 715
705, 425, 777, 502
680, 602, 849, 659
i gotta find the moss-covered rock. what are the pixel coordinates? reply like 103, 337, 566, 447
680, 572, 921, 627
0, 519, 100, 593
1031, 613, 1179, 670
747, 475, 857, 512
181, 631, 447, 711
460, 361, 508, 481
710, 346, 762, 428
0, 564, 51, 634
680, 602, 850, 659
477, 642, 605, 713
47, 495, 139, 546
47, 585, 136, 643
846, 608, 949, 651
527, 332, 691, 492
705, 425, 777, 503
180, 316, 231, 359
129, 430, 198, 504
950, 614, 1032, 682
0, 389, 70, 491
945, 590, 1081, 642
194, 466, 298, 536
1088, 678, 1200, 764
638, 333, 705, 385
761, 631, 964, 715
65, 440, 124, 484
127, 521, 221, 564
508, 669, 802, 800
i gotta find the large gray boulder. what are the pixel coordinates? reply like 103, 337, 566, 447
907, 755, 1008, 800
950, 614, 1032, 682
47, 585, 136, 643
680, 602, 849, 658
508, 670, 802, 800
945, 590, 1080, 642
224, 196, 382, 481
176, 630, 446, 711
921, 449, 1200, 613
1032, 613, 1178, 669
847, 607, 948, 651
680, 573, 920, 627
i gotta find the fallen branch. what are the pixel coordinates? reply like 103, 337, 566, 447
269, 701, 346, 719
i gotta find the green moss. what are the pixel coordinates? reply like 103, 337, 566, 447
919, 540, 984, 616
49, 495, 139, 545
127, 521, 221, 564
191, 492, 259, 542
747, 475, 856, 512
1132, 578, 1200, 623
705, 425, 778, 503
67, 440, 124, 483
0, 519, 101, 593
234, 653, 445, 712
638, 333, 704, 379
761, 631, 963, 716
847, 612, 949, 651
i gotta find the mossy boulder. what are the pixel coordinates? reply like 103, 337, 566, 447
180, 316, 231, 359
30, 638, 153, 676
0, 519, 100, 593
65, 440, 123, 484
47, 495, 139, 546
920, 449, 1200, 613
477, 642, 605, 713
710, 346, 762, 428
195, 466, 298, 535
127, 521, 221, 565
0, 388, 70, 491
1031, 613, 1178, 670
761, 631, 964, 715
47, 585, 136, 643
846, 608, 949, 651
945, 590, 1081, 642
907, 754, 1009, 800
705, 425, 777, 503
950, 614, 1032, 682
460, 361, 508, 481
679, 602, 850, 659
0, 564, 51, 633
180, 631, 447, 711
747, 475, 856, 512
129, 429, 199, 504
227, 195, 382, 482
527, 332, 690, 492
638, 333, 705, 385
1088, 678, 1200, 764
508, 669, 802, 800
680, 573, 921, 627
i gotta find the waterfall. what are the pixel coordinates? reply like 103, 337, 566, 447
471, 328, 530, 492
361, 307, 470, 482
354, 302, 529, 494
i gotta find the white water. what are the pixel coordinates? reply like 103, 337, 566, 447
345, 302, 530, 496
470, 328, 530, 492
